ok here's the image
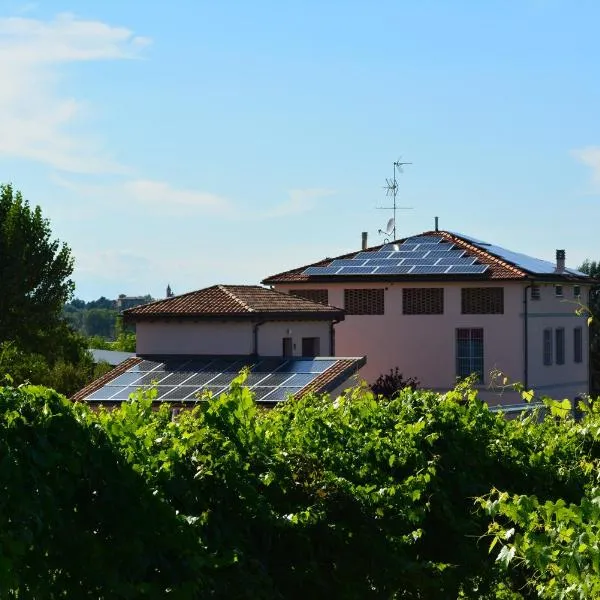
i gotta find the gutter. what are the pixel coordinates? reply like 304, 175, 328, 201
523, 283, 532, 390
329, 317, 342, 355
252, 320, 266, 356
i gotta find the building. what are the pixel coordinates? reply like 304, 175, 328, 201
262, 230, 593, 405
73, 285, 365, 407
115, 294, 149, 311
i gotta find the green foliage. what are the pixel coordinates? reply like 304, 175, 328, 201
578, 259, 600, 394
0, 377, 599, 597
371, 366, 419, 397
0, 184, 74, 356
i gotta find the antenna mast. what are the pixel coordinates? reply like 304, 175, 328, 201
377, 158, 412, 240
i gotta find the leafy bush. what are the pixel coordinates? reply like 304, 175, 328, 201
0, 377, 597, 597
371, 366, 419, 397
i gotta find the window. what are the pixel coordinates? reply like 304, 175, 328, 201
282, 337, 293, 357
574, 327, 583, 363
456, 328, 484, 383
555, 328, 565, 365
574, 285, 581, 299
555, 285, 563, 297
344, 289, 384, 315
290, 289, 329, 305
461, 288, 504, 314
301, 337, 320, 357
543, 328, 553, 365
531, 285, 541, 300
403, 288, 444, 314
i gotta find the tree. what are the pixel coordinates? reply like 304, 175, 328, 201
578, 260, 600, 394
0, 184, 75, 356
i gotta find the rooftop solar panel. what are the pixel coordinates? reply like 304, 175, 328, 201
435, 257, 476, 266
410, 265, 451, 274
81, 356, 360, 405
361, 258, 403, 267
337, 266, 379, 275
374, 265, 414, 275
329, 259, 368, 267
355, 251, 394, 260
446, 264, 489, 274
425, 249, 464, 259
406, 236, 442, 243
400, 257, 440, 266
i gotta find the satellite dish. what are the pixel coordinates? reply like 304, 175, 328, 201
386, 218, 395, 235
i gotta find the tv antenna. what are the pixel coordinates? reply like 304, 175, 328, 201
377, 158, 412, 241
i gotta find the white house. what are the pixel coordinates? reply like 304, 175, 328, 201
263, 230, 593, 405
73, 285, 365, 406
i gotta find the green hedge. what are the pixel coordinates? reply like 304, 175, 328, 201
0, 377, 597, 598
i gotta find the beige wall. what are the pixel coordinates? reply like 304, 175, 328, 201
135, 319, 332, 357
274, 280, 590, 403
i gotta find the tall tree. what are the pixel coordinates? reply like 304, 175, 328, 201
579, 259, 600, 395
0, 184, 75, 356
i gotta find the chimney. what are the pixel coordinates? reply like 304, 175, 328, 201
556, 249, 565, 272
434, 216, 439, 232
361, 231, 368, 250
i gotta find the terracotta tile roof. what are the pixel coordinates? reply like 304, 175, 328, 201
296, 357, 366, 399
71, 356, 142, 402
124, 285, 344, 321
262, 230, 591, 284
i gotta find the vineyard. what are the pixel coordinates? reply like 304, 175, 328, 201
0, 376, 598, 598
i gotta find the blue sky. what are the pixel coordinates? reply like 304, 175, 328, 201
1, 0, 599, 300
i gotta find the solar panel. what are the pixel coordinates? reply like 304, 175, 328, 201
304, 266, 341, 275
132, 360, 163, 372
400, 257, 440, 266
388, 250, 428, 259
361, 258, 403, 267
410, 265, 451, 274
254, 372, 295, 386
436, 257, 476, 266
374, 266, 414, 275
426, 249, 464, 259
108, 372, 145, 386
337, 266, 378, 275
355, 251, 394, 260
329, 259, 367, 267
83, 356, 349, 405
446, 264, 489, 274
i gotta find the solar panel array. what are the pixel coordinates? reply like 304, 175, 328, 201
304, 235, 489, 277
85, 356, 338, 404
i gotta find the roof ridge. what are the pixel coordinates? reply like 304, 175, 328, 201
218, 284, 254, 312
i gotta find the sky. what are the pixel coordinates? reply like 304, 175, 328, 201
1, 0, 600, 301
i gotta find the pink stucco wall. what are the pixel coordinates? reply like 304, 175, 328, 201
135, 319, 332, 357
273, 281, 590, 403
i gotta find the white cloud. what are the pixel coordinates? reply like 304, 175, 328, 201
52, 175, 232, 216
124, 180, 232, 214
571, 146, 600, 189
266, 188, 337, 217
0, 12, 150, 173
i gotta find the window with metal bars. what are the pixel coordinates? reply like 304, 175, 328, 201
461, 287, 504, 314
456, 328, 484, 383
344, 288, 384, 315
289, 289, 329, 305
402, 288, 444, 314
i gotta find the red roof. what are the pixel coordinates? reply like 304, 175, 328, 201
262, 230, 589, 284
124, 284, 344, 321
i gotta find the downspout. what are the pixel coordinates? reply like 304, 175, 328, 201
330, 318, 342, 355
523, 283, 532, 390
252, 321, 266, 356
